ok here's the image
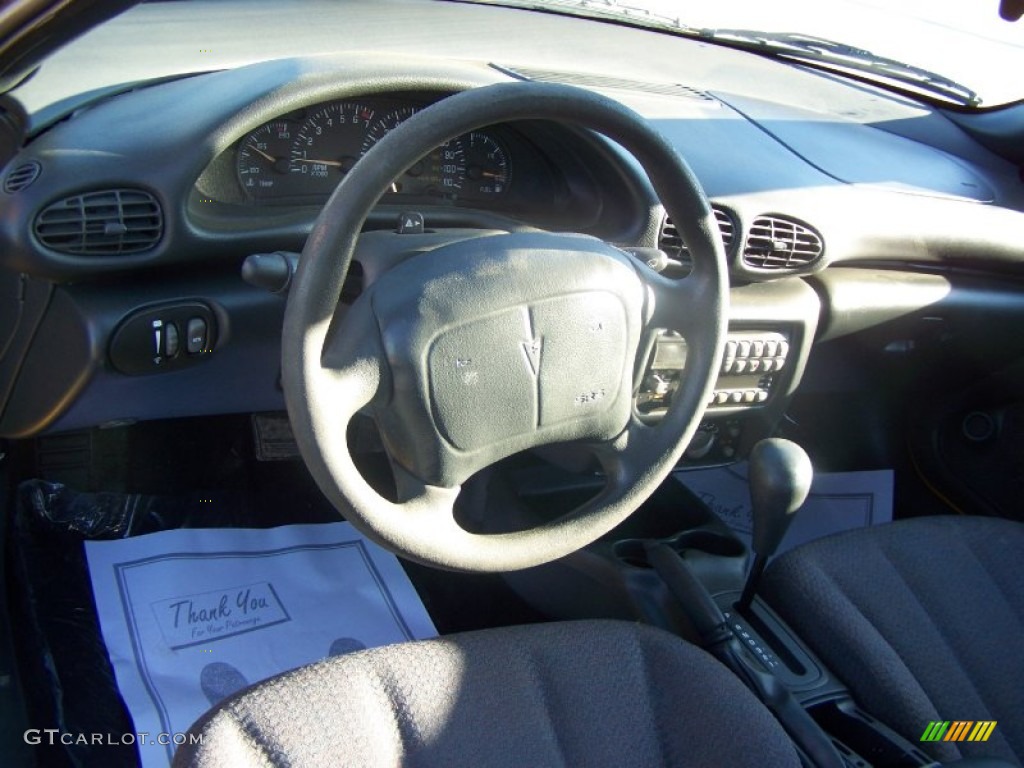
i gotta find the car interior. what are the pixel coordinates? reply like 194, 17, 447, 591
0, 0, 1022, 766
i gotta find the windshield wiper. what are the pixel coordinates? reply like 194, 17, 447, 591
697, 29, 980, 106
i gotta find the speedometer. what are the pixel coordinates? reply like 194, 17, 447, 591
361, 106, 417, 155
290, 102, 377, 196
363, 107, 466, 198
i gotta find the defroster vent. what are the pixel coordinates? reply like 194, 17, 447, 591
659, 207, 735, 260
497, 65, 715, 102
34, 189, 163, 255
743, 216, 823, 271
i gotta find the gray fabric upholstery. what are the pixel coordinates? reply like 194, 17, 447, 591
173, 619, 801, 768
763, 516, 1024, 765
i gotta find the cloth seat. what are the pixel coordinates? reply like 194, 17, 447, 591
762, 515, 1024, 765
173, 619, 801, 767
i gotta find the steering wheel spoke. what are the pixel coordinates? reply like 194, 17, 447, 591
354, 228, 512, 290
645, 268, 719, 340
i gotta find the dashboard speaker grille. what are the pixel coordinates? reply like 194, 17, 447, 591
743, 216, 823, 270
4, 161, 41, 193
34, 189, 163, 255
659, 207, 735, 259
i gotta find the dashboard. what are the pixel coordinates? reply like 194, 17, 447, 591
1, 0, 1023, 453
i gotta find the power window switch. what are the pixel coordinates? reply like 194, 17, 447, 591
187, 317, 208, 354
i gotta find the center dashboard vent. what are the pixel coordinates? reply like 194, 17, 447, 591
34, 189, 163, 256
659, 207, 736, 260
742, 216, 823, 271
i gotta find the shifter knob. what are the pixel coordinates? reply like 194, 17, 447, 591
749, 438, 813, 558
737, 438, 812, 612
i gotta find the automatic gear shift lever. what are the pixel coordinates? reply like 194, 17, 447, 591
737, 438, 812, 613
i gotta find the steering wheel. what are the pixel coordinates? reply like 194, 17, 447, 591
282, 82, 728, 572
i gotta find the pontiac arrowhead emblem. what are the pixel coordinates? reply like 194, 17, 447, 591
522, 336, 542, 377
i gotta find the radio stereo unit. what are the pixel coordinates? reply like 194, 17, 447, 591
637, 330, 792, 417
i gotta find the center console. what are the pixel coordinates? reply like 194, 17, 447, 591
506, 466, 944, 768
635, 277, 821, 465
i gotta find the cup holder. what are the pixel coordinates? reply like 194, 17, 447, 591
612, 539, 654, 569
671, 530, 746, 558
613, 529, 746, 569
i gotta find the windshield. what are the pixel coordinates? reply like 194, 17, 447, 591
462, 0, 1024, 107
11, 0, 1023, 122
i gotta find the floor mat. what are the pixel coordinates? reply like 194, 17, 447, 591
85, 523, 435, 768
674, 464, 894, 558
7, 478, 447, 768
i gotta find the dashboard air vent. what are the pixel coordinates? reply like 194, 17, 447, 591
659, 207, 736, 260
742, 216, 823, 270
34, 189, 163, 255
496, 65, 715, 102
4, 161, 41, 193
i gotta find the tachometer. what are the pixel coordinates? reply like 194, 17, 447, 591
363, 107, 466, 198
290, 102, 377, 196
236, 120, 299, 199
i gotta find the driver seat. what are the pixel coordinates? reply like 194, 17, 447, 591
172, 620, 801, 767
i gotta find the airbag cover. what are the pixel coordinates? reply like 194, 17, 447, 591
428, 292, 627, 451
368, 231, 644, 486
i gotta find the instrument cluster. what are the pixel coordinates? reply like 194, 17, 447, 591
235, 97, 511, 205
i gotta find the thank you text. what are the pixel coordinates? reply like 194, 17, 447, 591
152, 581, 290, 649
